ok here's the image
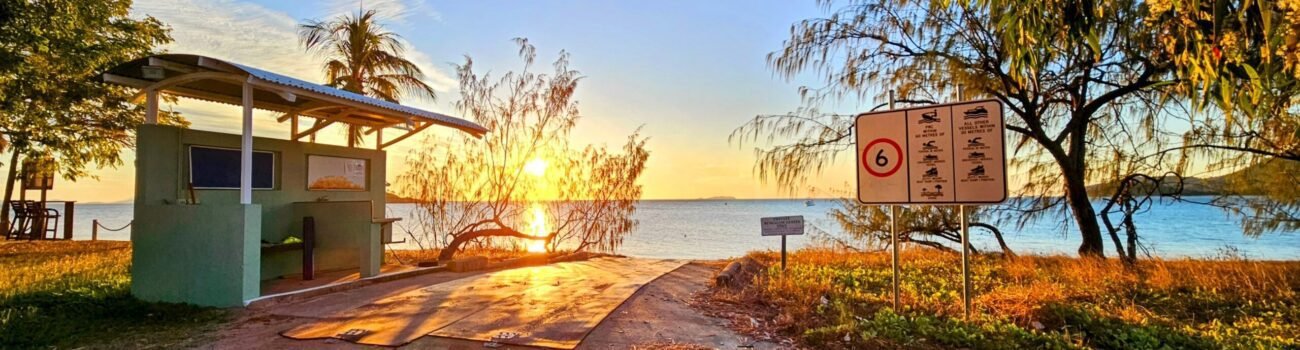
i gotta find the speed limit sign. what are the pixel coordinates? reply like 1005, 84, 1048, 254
855, 99, 1007, 204
863, 138, 903, 177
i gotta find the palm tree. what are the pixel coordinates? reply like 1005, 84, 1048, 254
298, 8, 437, 146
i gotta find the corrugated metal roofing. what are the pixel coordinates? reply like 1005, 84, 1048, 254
230, 62, 487, 135
103, 54, 488, 136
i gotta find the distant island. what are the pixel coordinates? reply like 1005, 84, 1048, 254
1085, 160, 1295, 197
386, 192, 422, 204
700, 196, 737, 200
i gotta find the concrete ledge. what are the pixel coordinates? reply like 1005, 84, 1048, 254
447, 256, 489, 272
246, 252, 610, 309
244, 265, 444, 309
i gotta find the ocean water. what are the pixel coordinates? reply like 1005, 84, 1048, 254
62, 198, 1300, 260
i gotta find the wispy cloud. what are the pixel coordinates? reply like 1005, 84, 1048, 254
127, 0, 457, 147
321, 0, 443, 24
132, 0, 317, 80
131, 0, 455, 93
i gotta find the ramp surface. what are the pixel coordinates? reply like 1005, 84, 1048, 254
280, 257, 687, 348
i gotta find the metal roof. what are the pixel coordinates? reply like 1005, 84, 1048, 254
102, 54, 488, 137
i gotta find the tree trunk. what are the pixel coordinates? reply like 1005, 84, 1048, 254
1061, 112, 1106, 258
1, 151, 19, 235
1123, 202, 1138, 261
1100, 201, 1128, 260
1064, 170, 1105, 257
971, 222, 1015, 257
437, 227, 550, 262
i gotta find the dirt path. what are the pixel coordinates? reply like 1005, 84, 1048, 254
203, 261, 779, 349
574, 263, 782, 350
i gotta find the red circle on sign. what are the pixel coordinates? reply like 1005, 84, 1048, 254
863, 138, 903, 177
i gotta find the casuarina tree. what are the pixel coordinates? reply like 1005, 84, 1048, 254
734, 0, 1180, 257
398, 39, 649, 261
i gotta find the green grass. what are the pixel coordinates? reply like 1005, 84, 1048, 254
0, 240, 228, 349
712, 248, 1300, 349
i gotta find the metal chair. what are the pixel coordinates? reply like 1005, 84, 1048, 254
6, 201, 31, 240
23, 201, 58, 240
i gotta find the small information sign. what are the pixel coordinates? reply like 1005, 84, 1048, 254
760, 216, 804, 236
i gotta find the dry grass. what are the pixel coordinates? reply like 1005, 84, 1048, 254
0, 240, 132, 297
630, 342, 715, 350
0, 240, 227, 348
703, 247, 1300, 349
385, 246, 539, 265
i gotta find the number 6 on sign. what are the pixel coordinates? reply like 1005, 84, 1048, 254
863, 138, 903, 177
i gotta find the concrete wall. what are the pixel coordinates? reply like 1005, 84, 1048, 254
132, 124, 388, 306
131, 204, 260, 307
292, 201, 383, 277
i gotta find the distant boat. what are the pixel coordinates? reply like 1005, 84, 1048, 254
805, 200, 815, 207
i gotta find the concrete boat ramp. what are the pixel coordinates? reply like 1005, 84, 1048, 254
263, 257, 689, 348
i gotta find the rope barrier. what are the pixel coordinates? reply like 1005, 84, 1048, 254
94, 220, 132, 232
91, 219, 132, 240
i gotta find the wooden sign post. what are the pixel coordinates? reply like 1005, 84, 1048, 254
761, 215, 805, 271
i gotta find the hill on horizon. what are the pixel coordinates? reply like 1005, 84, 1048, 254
1086, 159, 1297, 197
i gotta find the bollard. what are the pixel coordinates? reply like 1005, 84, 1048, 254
63, 201, 75, 240
92, 219, 99, 241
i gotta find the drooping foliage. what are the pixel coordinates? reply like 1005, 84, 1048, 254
1146, 0, 1300, 234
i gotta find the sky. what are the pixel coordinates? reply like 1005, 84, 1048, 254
37, 0, 874, 203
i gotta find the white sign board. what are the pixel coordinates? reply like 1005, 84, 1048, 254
855, 99, 1007, 204
760, 216, 804, 236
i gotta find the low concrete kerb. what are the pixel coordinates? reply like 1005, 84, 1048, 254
243, 252, 612, 309
243, 265, 445, 309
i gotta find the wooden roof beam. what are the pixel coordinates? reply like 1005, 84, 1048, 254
148, 57, 199, 74
105, 73, 302, 113
379, 121, 432, 150
294, 119, 335, 141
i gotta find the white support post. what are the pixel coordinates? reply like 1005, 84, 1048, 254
240, 81, 253, 204
145, 89, 159, 124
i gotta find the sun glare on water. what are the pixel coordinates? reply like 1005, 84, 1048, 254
523, 157, 549, 253
526, 204, 548, 253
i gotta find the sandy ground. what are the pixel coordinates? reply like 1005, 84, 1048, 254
574, 263, 781, 350
202, 261, 781, 349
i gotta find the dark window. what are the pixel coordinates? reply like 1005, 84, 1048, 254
189, 146, 275, 189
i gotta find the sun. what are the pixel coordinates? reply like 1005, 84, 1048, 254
523, 158, 547, 177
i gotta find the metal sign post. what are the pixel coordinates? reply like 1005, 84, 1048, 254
890, 205, 900, 309
761, 215, 805, 271
960, 205, 972, 320
887, 90, 901, 311
855, 98, 1008, 319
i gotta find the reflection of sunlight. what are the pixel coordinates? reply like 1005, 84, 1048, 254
526, 204, 547, 253
523, 158, 547, 177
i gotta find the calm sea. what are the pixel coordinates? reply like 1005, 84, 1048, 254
68, 198, 1300, 260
